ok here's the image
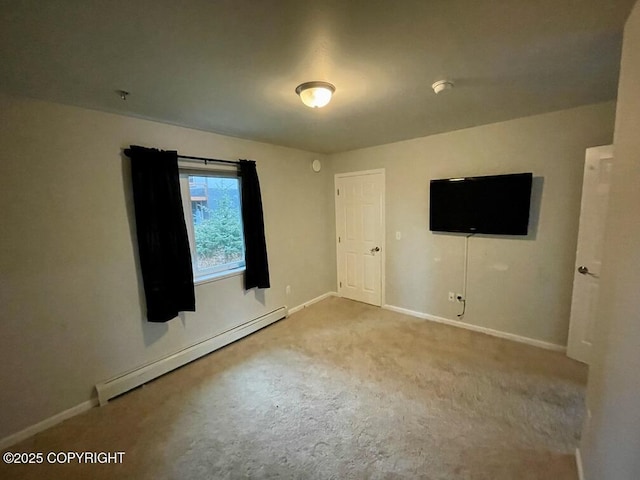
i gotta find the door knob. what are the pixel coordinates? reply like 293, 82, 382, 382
577, 265, 599, 278
370, 246, 380, 254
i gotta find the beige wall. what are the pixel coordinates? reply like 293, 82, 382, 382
328, 103, 615, 346
581, 1, 640, 478
0, 94, 334, 439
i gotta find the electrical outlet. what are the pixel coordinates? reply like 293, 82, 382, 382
448, 292, 455, 302
456, 294, 464, 302
286, 285, 291, 295
395, 231, 402, 240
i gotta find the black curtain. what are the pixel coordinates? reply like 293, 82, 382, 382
128, 145, 195, 322
239, 160, 270, 289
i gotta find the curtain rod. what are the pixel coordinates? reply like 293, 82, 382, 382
124, 148, 240, 166
178, 154, 240, 166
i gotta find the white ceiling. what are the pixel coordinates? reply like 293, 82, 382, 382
0, 0, 634, 154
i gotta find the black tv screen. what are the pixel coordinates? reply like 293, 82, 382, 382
429, 173, 533, 235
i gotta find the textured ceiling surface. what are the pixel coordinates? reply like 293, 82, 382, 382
0, 0, 635, 153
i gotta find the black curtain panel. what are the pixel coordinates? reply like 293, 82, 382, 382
128, 145, 195, 322
239, 160, 270, 290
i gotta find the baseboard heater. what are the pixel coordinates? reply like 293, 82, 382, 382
95, 306, 287, 406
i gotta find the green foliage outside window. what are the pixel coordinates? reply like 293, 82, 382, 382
193, 192, 244, 268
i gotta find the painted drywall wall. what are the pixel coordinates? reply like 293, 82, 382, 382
581, 1, 640, 478
0, 94, 333, 440
328, 102, 615, 346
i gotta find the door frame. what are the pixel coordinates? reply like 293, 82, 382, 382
334, 169, 386, 306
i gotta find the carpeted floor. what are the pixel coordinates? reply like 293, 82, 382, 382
1, 297, 587, 479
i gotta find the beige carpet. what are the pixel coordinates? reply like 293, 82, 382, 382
1, 297, 587, 479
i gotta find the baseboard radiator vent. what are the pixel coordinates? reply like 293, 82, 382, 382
96, 306, 287, 406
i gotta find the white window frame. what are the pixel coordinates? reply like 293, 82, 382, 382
178, 160, 245, 285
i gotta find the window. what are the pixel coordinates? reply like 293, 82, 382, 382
179, 168, 245, 282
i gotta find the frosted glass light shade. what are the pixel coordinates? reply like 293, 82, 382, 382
295, 81, 335, 108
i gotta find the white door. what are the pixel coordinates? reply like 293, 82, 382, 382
335, 170, 384, 306
567, 145, 614, 364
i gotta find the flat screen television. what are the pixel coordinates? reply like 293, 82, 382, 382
429, 172, 533, 235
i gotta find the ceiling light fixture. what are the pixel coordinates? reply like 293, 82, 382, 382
295, 81, 335, 108
432, 80, 454, 94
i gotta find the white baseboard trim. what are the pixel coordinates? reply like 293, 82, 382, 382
0, 398, 98, 451
576, 448, 585, 480
382, 304, 566, 352
288, 291, 338, 315
96, 306, 288, 406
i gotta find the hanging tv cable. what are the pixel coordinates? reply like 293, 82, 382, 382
458, 233, 475, 318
